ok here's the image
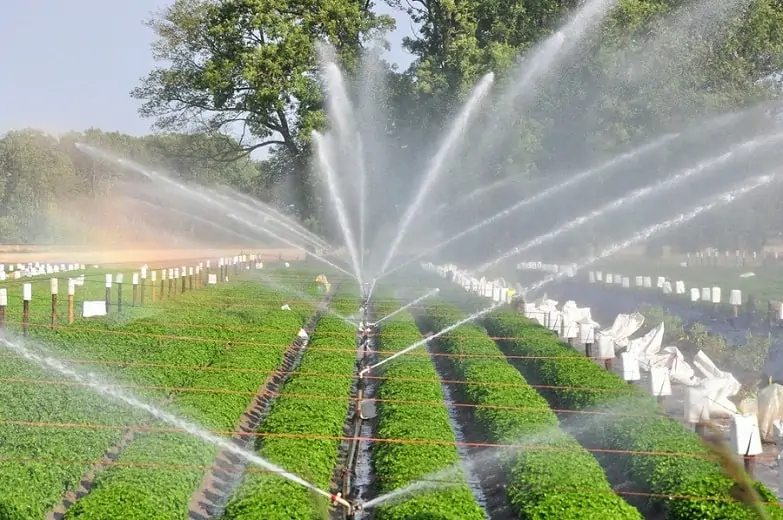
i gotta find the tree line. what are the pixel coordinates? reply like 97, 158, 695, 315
2, 0, 782, 248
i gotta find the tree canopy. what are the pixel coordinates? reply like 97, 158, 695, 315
2, 0, 782, 249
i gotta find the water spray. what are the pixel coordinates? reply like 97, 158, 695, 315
361, 173, 775, 379
375, 288, 440, 325
75, 144, 344, 274
377, 132, 680, 279
377, 73, 495, 275
312, 131, 364, 288
0, 336, 355, 513
474, 132, 783, 273
225, 213, 356, 279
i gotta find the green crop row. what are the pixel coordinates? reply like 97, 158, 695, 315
63, 279, 315, 519
222, 286, 359, 520
478, 305, 783, 520
0, 274, 315, 519
372, 296, 485, 520
420, 300, 642, 519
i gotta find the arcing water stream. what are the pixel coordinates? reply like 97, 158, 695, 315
312, 131, 364, 288
473, 132, 783, 274
376, 131, 680, 280
360, 173, 774, 380
375, 73, 495, 277
0, 336, 353, 510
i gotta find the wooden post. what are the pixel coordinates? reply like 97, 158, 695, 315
168, 269, 174, 297
744, 455, 757, 477
50, 278, 58, 329
0, 288, 6, 337
22, 283, 31, 337
67, 279, 75, 324
181, 266, 186, 293
151, 270, 157, 302
132, 273, 139, 307
140, 269, 147, 306
188, 266, 194, 291
105, 274, 112, 314
116, 274, 124, 314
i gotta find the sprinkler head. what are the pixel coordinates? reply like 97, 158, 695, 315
330, 492, 352, 509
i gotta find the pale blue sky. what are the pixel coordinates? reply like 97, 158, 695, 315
0, 0, 415, 137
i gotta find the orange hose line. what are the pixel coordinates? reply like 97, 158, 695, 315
0, 452, 771, 505
0, 423, 771, 462
0, 457, 775, 507
0, 359, 635, 393
0, 378, 728, 422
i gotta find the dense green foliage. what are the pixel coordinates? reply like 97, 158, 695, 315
480, 305, 783, 519
420, 300, 642, 518
221, 285, 359, 520
372, 296, 485, 520
4, 0, 783, 241
0, 129, 276, 243
0, 273, 317, 519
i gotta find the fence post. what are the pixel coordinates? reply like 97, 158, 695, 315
50, 278, 58, 329
0, 288, 6, 337
116, 274, 124, 314
151, 270, 157, 302
105, 274, 112, 313
67, 279, 75, 324
22, 283, 31, 337
140, 267, 147, 305
132, 273, 139, 307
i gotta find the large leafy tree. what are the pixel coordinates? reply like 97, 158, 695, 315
131, 0, 393, 220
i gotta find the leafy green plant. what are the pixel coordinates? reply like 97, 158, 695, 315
221, 287, 359, 520
480, 305, 783, 520
0, 270, 320, 519
421, 301, 642, 519
372, 297, 485, 520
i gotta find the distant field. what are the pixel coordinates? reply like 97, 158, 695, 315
591, 257, 783, 302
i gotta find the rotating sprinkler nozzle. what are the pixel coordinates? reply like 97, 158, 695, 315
330, 492, 363, 516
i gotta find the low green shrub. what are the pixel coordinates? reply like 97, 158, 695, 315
482, 306, 783, 520
372, 305, 485, 520
421, 301, 641, 519
221, 289, 358, 520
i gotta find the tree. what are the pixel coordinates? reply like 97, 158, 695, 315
0, 130, 83, 242
132, 0, 394, 220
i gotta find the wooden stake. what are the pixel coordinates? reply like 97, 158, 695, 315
50, 278, 59, 330
0, 288, 6, 337
22, 283, 31, 337
67, 279, 75, 325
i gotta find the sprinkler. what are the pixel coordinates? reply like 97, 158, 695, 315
329, 493, 363, 517
329, 492, 356, 510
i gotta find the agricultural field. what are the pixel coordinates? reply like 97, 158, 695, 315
587, 258, 783, 305
0, 260, 781, 519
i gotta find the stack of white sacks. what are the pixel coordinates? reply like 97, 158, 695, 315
0, 262, 85, 281
427, 261, 779, 467
421, 262, 517, 304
